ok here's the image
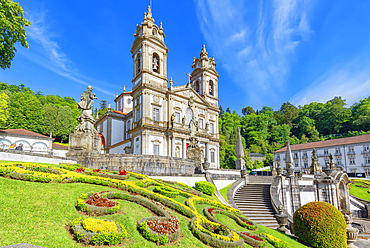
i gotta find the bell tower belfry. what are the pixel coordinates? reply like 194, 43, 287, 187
131, 6, 168, 91
190, 43, 219, 105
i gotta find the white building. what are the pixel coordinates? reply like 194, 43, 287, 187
273, 134, 370, 176
95, 6, 221, 169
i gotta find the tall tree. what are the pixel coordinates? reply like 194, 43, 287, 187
0, 0, 31, 69
7, 91, 44, 133
0, 92, 9, 128
274, 102, 299, 127
242, 106, 255, 116
44, 105, 75, 142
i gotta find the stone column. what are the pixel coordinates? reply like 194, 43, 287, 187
171, 136, 175, 157
205, 143, 209, 160
182, 138, 186, 159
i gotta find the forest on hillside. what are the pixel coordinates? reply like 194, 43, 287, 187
219, 97, 370, 169
1, 82, 369, 169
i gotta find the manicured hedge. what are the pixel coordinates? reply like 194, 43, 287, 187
195, 181, 216, 196
293, 201, 347, 248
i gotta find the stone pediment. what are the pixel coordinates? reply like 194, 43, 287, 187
170, 86, 209, 106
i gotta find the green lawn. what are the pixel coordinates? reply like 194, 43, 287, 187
0, 161, 308, 248
349, 180, 370, 201
219, 184, 232, 203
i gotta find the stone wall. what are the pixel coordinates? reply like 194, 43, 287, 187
0, 149, 77, 165
71, 153, 197, 176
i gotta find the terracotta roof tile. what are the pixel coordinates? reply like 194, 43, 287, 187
0, 129, 50, 139
274, 134, 370, 153
111, 110, 128, 115
114, 91, 132, 102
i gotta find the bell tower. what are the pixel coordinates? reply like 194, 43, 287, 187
131, 6, 169, 91
190, 43, 219, 105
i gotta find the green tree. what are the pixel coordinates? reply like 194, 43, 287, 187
274, 102, 299, 127
297, 116, 320, 141
0, 92, 9, 128
351, 96, 370, 131
242, 106, 255, 116
7, 91, 44, 133
0, 0, 31, 69
44, 105, 75, 142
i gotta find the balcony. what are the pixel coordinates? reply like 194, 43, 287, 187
362, 163, 370, 167
347, 151, 356, 155
334, 152, 342, 156
361, 150, 370, 154
302, 154, 308, 158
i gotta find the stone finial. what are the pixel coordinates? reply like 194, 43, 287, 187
108, 101, 111, 111
200, 43, 208, 58
96, 112, 99, 119
50, 131, 52, 138
169, 77, 173, 87
235, 127, 244, 159
160, 22, 163, 30
193, 57, 195, 63
123, 85, 126, 93
116, 92, 118, 98
285, 140, 294, 169
145, 5, 154, 22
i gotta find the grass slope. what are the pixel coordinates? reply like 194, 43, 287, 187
349, 180, 370, 201
219, 184, 232, 203
0, 161, 308, 248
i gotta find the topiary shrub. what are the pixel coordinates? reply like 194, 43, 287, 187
195, 181, 216, 196
293, 201, 347, 248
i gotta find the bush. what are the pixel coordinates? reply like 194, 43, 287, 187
195, 181, 215, 196
293, 201, 347, 248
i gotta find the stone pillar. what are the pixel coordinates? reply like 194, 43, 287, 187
182, 138, 186, 159
205, 143, 209, 160
171, 136, 175, 157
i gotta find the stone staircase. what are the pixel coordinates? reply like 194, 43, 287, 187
234, 184, 279, 228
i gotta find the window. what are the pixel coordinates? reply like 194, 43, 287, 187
154, 144, 159, 155
153, 108, 159, 122
349, 146, 354, 152
336, 147, 341, 154
209, 80, 214, 96
364, 144, 370, 151
136, 137, 139, 149
152, 28, 157, 36
136, 109, 140, 120
152, 53, 160, 73
175, 112, 180, 123
336, 158, 342, 165
136, 53, 141, 74
211, 151, 215, 163
294, 153, 298, 159
324, 149, 328, 155
118, 101, 121, 111
295, 162, 299, 167
365, 169, 370, 177
366, 157, 370, 165
303, 151, 307, 157
193, 81, 200, 94
349, 157, 355, 165
210, 123, 214, 133
304, 162, 308, 168
277, 155, 280, 160
199, 119, 203, 129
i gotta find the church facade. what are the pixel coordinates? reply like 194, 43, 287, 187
95, 6, 221, 169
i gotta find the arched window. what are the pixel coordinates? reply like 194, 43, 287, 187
152, 28, 157, 36
152, 53, 160, 73
209, 80, 214, 96
193, 81, 200, 94
136, 53, 141, 74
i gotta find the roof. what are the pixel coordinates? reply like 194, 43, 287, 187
97, 133, 105, 146
250, 153, 264, 157
274, 134, 370, 153
111, 110, 128, 115
114, 91, 132, 102
0, 129, 51, 139
52, 143, 68, 150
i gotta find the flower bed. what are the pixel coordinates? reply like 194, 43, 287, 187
76, 191, 120, 215
260, 233, 288, 248
70, 217, 127, 245
239, 232, 266, 248
153, 186, 180, 198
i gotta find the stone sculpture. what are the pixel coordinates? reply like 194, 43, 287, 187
67, 86, 101, 157
310, 148, 323, 175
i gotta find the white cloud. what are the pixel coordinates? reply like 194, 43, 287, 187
290, 66, 370, 107
195, 0, 313, 105
22, 9, 115, 97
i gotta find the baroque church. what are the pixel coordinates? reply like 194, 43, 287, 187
95, 6, 221, 169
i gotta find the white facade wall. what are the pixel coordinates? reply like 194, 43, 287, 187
274, 142, 370, 176
0, 136, 52, 154
111, 119, 124, 145
148, 135, 164, 156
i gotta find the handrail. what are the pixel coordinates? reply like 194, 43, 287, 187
270, 176, 293, 225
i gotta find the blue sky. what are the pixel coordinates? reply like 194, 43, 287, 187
2, 0, 370, 113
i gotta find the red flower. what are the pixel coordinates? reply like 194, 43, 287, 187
208, 208, 214, 215
241, 232, 262, 241
92, 169, 101, 173
119, 170, 127, 175
75, 167, 85, 173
